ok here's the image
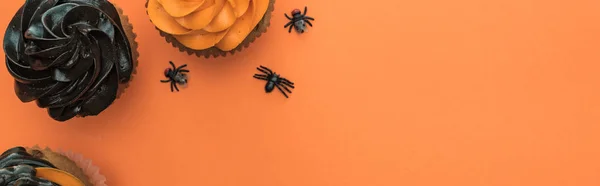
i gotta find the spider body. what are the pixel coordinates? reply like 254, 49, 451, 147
284, 6, 314, 33
161, 61, 189, 92
264, 74, 281, 93
253, 66, 295, 98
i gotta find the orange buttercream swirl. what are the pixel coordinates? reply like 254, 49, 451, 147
148, 0, 269, 51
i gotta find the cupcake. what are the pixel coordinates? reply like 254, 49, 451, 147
147, 0, 275, 58
0, 146, 105, 186
3, 0, 139, 122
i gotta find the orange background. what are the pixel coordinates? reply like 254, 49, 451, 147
1, 0, 600, 185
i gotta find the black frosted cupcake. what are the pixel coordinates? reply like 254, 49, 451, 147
3, 0, 138, 122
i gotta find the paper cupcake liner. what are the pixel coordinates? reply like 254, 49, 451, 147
146, 0, 276, 58
56, 149, 107, 186
28, 146, 107, 186
114, 5, 139, 99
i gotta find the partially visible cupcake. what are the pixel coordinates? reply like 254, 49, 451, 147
0, 146, 105, 186
146, 0, 275, 58
3, 0, 139, 122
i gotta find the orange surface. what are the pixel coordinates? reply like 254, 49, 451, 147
1, 0, 600, 185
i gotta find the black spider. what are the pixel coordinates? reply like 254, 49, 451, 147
161, 61, 189, 92
253, 66, 295, 98
284, 6, 314, 33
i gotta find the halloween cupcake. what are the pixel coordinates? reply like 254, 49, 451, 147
0, 146, 106, 186
147, 0, 275, 58
3, 0, 139, 122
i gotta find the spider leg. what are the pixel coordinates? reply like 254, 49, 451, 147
173, 83, 180, 92
281, 81, 295, 89
304, 16, 314, 21
179, 69, 190, 73
284, 21, 293, 28
259, 66, 274, 74
305, 20, 313, 27
176, 64, 188, 70
161, 79, 171, 83
254, 76, 268, 80
256, 67, 271, 75
254, 74, 268, 80
254, 74, 268, 78
288, 24, 294, 33
282, 78, 294, 85
280, 83, 293, 93
279, 78, 294, 87
169, 61, 176, 69
303, 6, 308, 16
275, 84, 289, 98
170, 82, 174, 92
285, 13, 292, 20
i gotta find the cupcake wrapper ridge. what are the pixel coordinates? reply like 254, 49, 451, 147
29, 145, 107, 186
114, 5, 139, 100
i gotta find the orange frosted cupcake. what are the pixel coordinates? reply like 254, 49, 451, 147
146, 0, 275, 58
0, 146, 106, 186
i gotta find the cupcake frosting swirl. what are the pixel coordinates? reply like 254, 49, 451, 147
3, 0, 134, 121
0, 147, 58, 186
147, 0, 270, 51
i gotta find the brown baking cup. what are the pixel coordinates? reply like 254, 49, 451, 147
27, 146, 107, 186
146, 0, 275, 58
114, 5, 139, 99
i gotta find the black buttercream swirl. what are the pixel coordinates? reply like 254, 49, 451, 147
4, 0, 134, 121
0, 147, 58, 186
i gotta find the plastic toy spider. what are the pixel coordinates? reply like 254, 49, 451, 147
161, 61, 189, 92
253, 66, 295, 98
284, 6, 314, 33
